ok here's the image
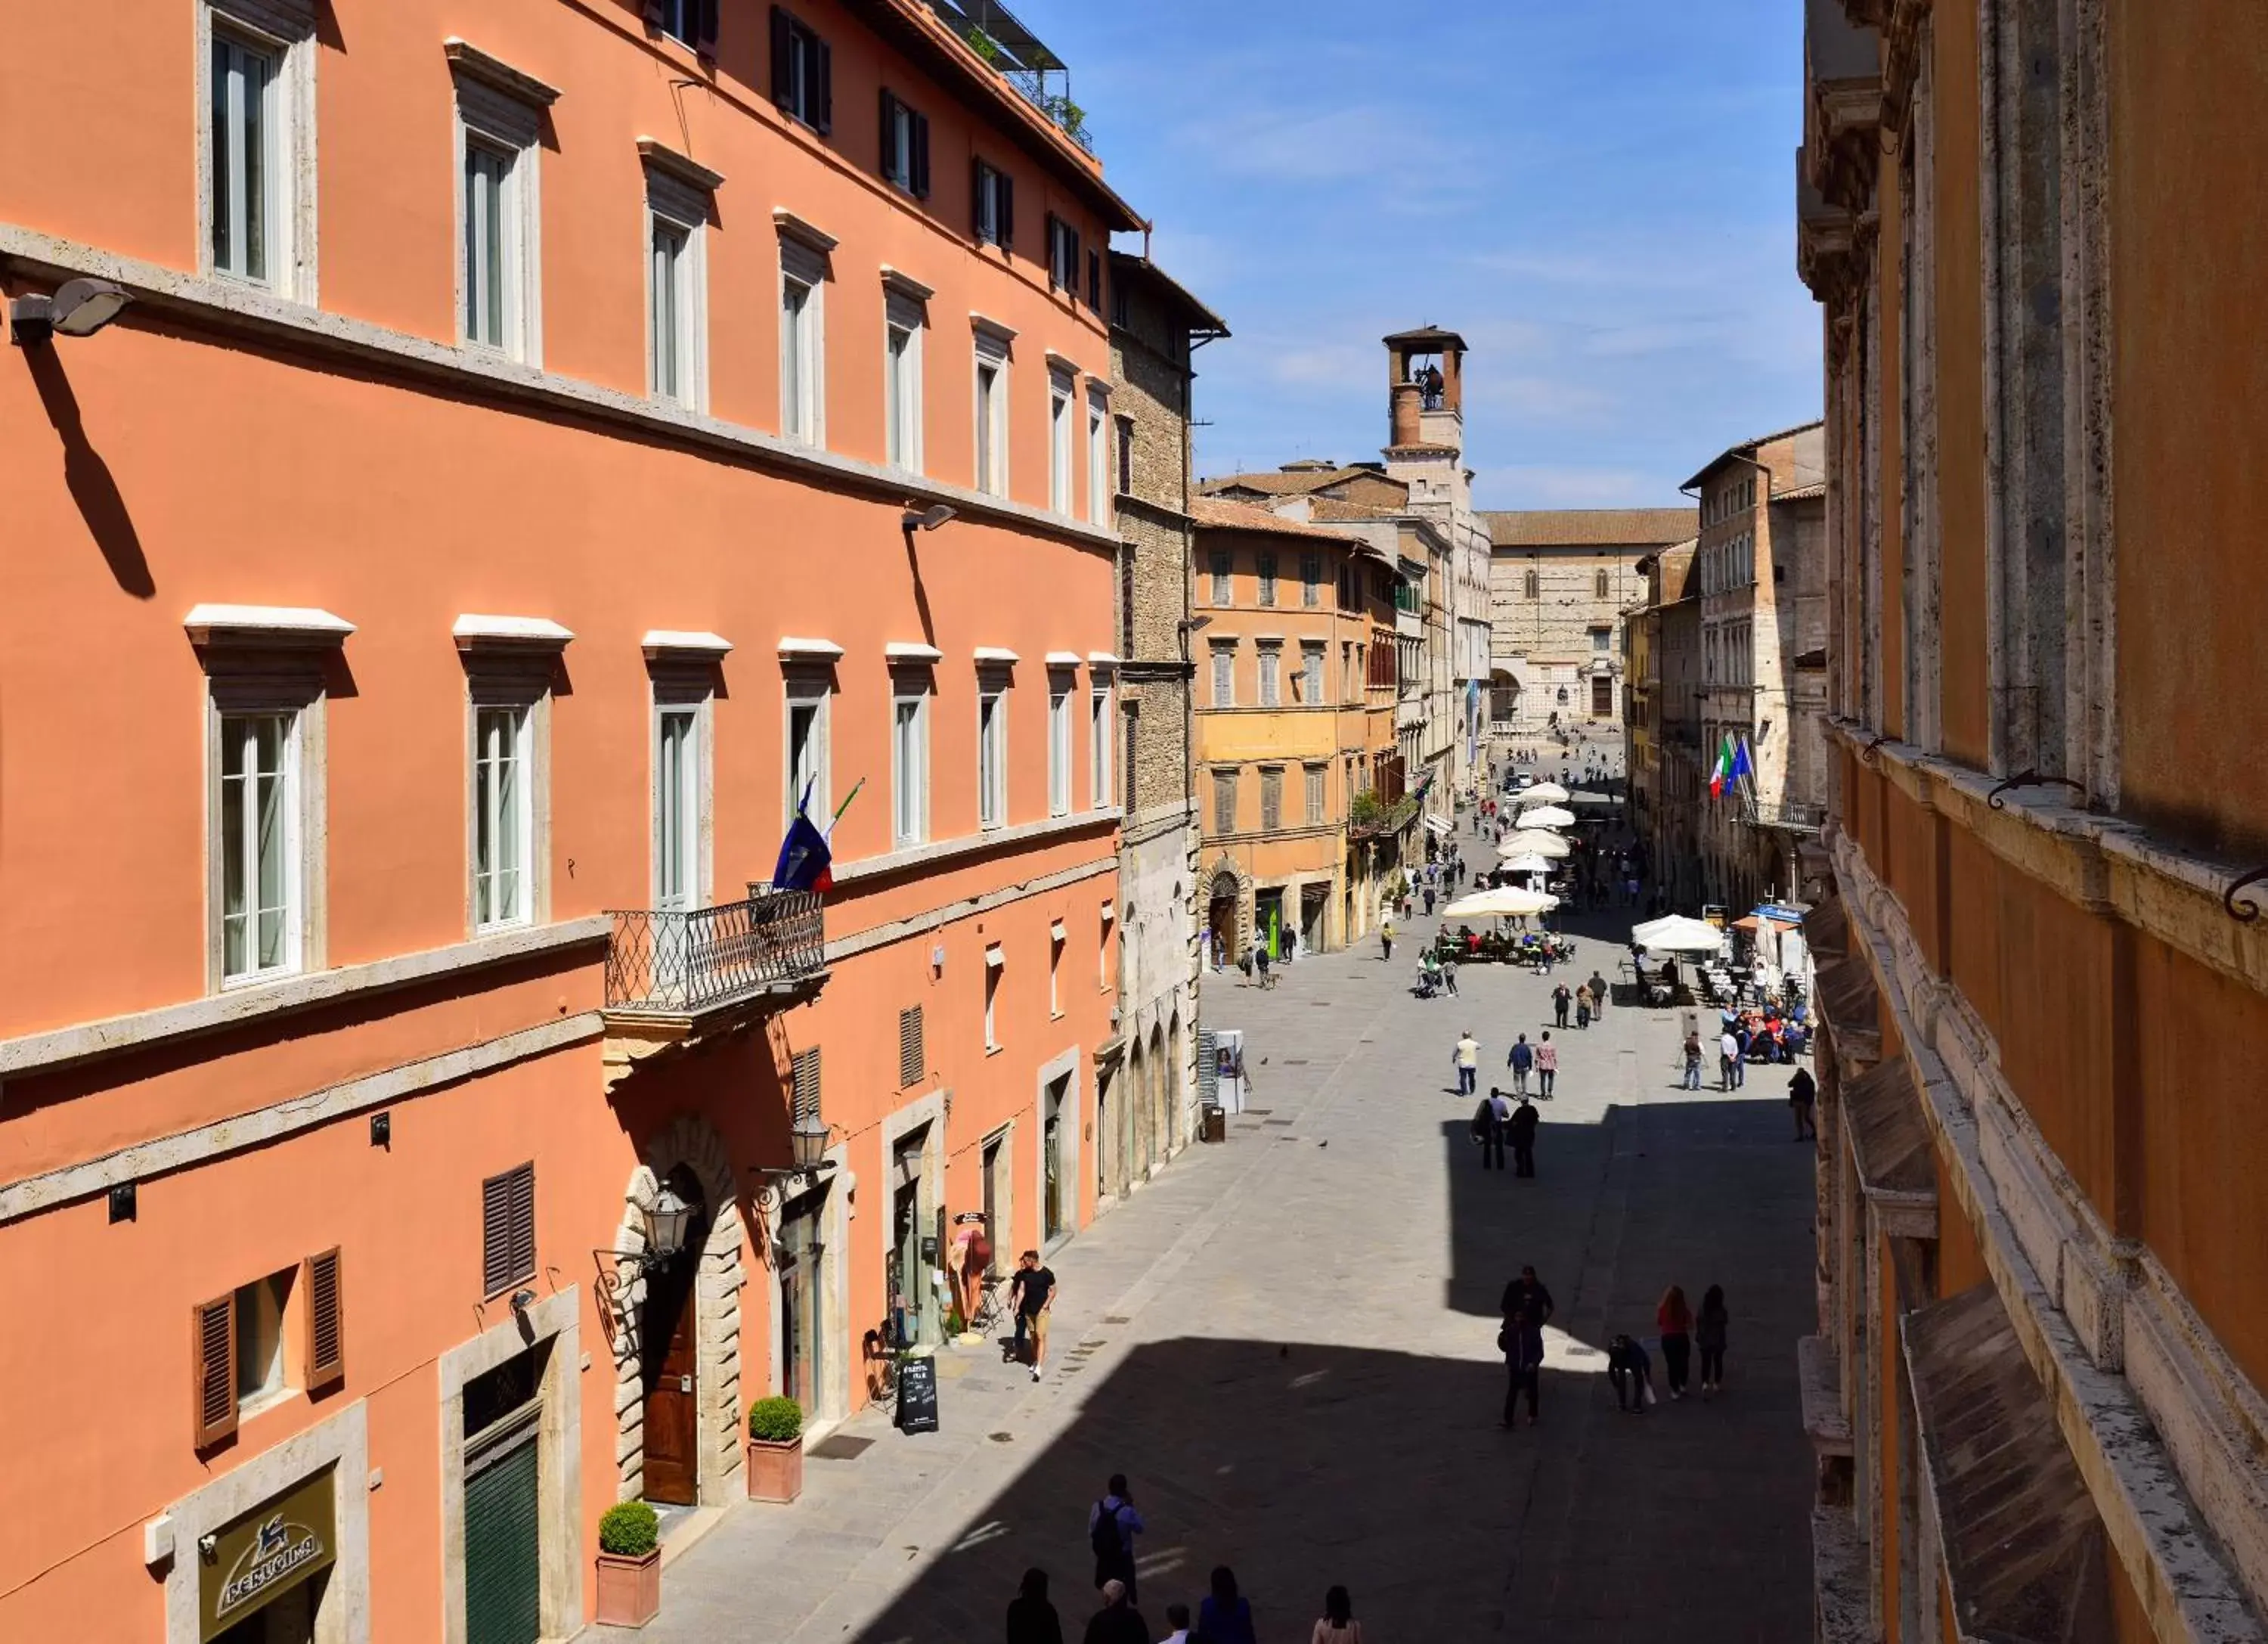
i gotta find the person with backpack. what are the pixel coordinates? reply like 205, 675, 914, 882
1471, 1087, 1510, 1171
1507, 1033, 1534, 1095
1088, 1476, 1145, 1600
1507, 1093, 1541, 1178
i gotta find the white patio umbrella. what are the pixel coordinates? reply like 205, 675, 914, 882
1522, 781, 1570, 803
1632, 914, 1726, 956
1501, 852, 1554, 875
1442, 887, 1559, 920
1514, 805, 1577, 830
1500, 830, 1572, 858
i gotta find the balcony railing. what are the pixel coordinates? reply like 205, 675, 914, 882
1747, 799, 1826, 834
605, 885, 826, 1017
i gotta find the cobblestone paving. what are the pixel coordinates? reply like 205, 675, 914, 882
603, 819, 1816, 1644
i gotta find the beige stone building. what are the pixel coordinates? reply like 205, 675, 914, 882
1101, 253, 1228, 1202
1483, 509, 1696, 755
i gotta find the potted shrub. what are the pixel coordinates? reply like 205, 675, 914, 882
594, 1501, 661, 1627
745, 1397, 805, 1503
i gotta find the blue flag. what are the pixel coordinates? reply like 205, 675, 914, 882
771, 782, 834, 892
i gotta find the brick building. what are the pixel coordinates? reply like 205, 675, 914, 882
1099, 252, 1228, 1203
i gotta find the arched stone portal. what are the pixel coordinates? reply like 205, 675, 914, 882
611, 1115, 747, 1506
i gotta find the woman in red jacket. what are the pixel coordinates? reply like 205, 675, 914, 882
1657, 1284, 1695, 1399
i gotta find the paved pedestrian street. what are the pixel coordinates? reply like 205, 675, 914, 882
609, 864, 1816, 1644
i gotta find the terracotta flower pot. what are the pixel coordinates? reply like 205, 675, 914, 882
594, 1547, 662, 1628
745, 1435, 804, 1503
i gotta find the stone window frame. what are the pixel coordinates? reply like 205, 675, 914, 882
196, 0, 321, 303
448, 42, 555, 366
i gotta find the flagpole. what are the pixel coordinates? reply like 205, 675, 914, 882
825, 777, 866, 836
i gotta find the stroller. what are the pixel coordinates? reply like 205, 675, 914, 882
1414, 957, 1458, 999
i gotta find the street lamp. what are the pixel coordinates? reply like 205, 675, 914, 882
11, 278, 134, 346
645, 1180, 694, 1266
901, 503, 956, 532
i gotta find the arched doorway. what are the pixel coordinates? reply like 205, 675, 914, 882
640, 1164, 709, 1506
1147, 1023, 1168, 1168
1167, 1011, 1185, 1151
1207, 871, 1241, 966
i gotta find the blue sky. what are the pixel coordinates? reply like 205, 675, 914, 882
1012, 0, 1822, 510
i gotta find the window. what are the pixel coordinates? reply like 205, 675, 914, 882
1259, 767, 1283, 832
878, 90, 931, 197
1595, 569, 1610, 599
1256, 553, 1278, 608
473, 704, 532, 929
655, 704, 702, 910
218, 710, 301, 983
1115, 417, 1134, 498
1049, 926, 1064, 1016
207, 21, 305, 292
885, 293, 923, 471
1305, 762, 1327, 823
1048, 678, 1073, 817
1301, 553, 1322, 607
653, 0, 718, 49
891, 678, 931, 845
1300, 644, 1325, 704
978, 680, 1009, 828
1099, 902, 1115, 991
1087, 248, 1103, 312
1591, 627, 1610, 653
1592, 675, 1615, 718
1524, 569, 1540, 600
971, 157, 1015, 249
1209, 550, 1232, 605
461, 141, 517, 352
1210, 644, 1235, 707
1047, 214, 1081, 296
779, 243, 826, 443
1110, 270, 1130, 328
1212, 768, 1238, 836
231, 1268, 294, 1411
898, 1006, 925, 1087
481, 1162, 537, 1296
1049, 371, 1074, 513
984, 947, 1003, 1050
647, 173, 710, 410
785, 678, 831, 827
1087, 389, 1111, 528
974, 334, 1009, 495
1257, 645, 1282, 707
770, 6, 832, 132
1089, 683, 1113, 808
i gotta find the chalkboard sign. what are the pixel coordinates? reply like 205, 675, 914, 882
895, 1356, 940, 1435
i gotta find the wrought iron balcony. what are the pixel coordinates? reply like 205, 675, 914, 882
601, 885, 826, 1086
1746, 799, 1826, 834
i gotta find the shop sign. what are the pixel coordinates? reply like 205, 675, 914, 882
199, 1470, 336, 1641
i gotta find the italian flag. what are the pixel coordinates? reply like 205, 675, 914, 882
1709, 733, 1736, 799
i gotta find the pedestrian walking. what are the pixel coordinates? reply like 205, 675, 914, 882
1508, 1093, 1540, 1177
1424, 884, 1437, 915
1453, 1030, 1480, 1096
1507, 1033, 1533, 1095
1380, 919, 1395, 962
1588, 969, 1610, 1013
1088, 1476, 1145, 1599
1009, 1569, 1067, 1644
1312, 1586, 1365, 1644
1575, 983, 1593, 1029
1789, 1065, 1818, 1139
1697, 1284, 1730, 1396
1534, 1033, 1558, 1098
1012, 1250, 1059, 1381
1160, 1604, 1192, 1644
1471, 1088, 1508, 1171
1083, 1580, 1151, 1644
1718, 1028, 1740, 1091
1253, 942, 1272, 988
1730, 1025, 1747, 1088
1606, 1333, 1655, 1413
1500, 1305, 1545, 1428
1551, 982, 1572, 1027
1501, 1264, 1556, 1328
1658, 1285, 1694, 1399
1682, 1030, 1705, 1090
1198, 1568, 1257, 1644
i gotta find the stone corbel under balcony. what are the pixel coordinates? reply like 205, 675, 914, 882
600, 885, 829, 1091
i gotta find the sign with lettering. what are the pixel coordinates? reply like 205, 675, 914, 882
200, 1469, 336, 1641
895, 1354, 940, 1435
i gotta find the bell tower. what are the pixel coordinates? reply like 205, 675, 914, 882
1382, 324, 1470, 516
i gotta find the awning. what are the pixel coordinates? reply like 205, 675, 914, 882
1423, 814, 1452, 836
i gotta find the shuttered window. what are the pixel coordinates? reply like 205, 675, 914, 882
1260, 768, 1283, 832
899, 1007, 924, 1088
791, 1047, 822, 1123
305, 1247, 345, 1391
972, 158, 1014, 249
192, 1295, 239, 1448
482, 1163, 536, 1298
878, 89, 931, 197
770, 6, 832, 133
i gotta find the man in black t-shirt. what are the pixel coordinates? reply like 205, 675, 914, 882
1009, 1250, 1060, 1382
1500, 1264, 1554, 1329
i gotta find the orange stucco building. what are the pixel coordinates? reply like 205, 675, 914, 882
0, 2, 1140, 1639
1799, 2, 2268, 1639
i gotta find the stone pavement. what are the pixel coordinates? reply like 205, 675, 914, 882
600, 829, 1816, 1643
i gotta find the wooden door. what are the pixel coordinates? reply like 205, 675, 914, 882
642, 1258, 700, 1505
